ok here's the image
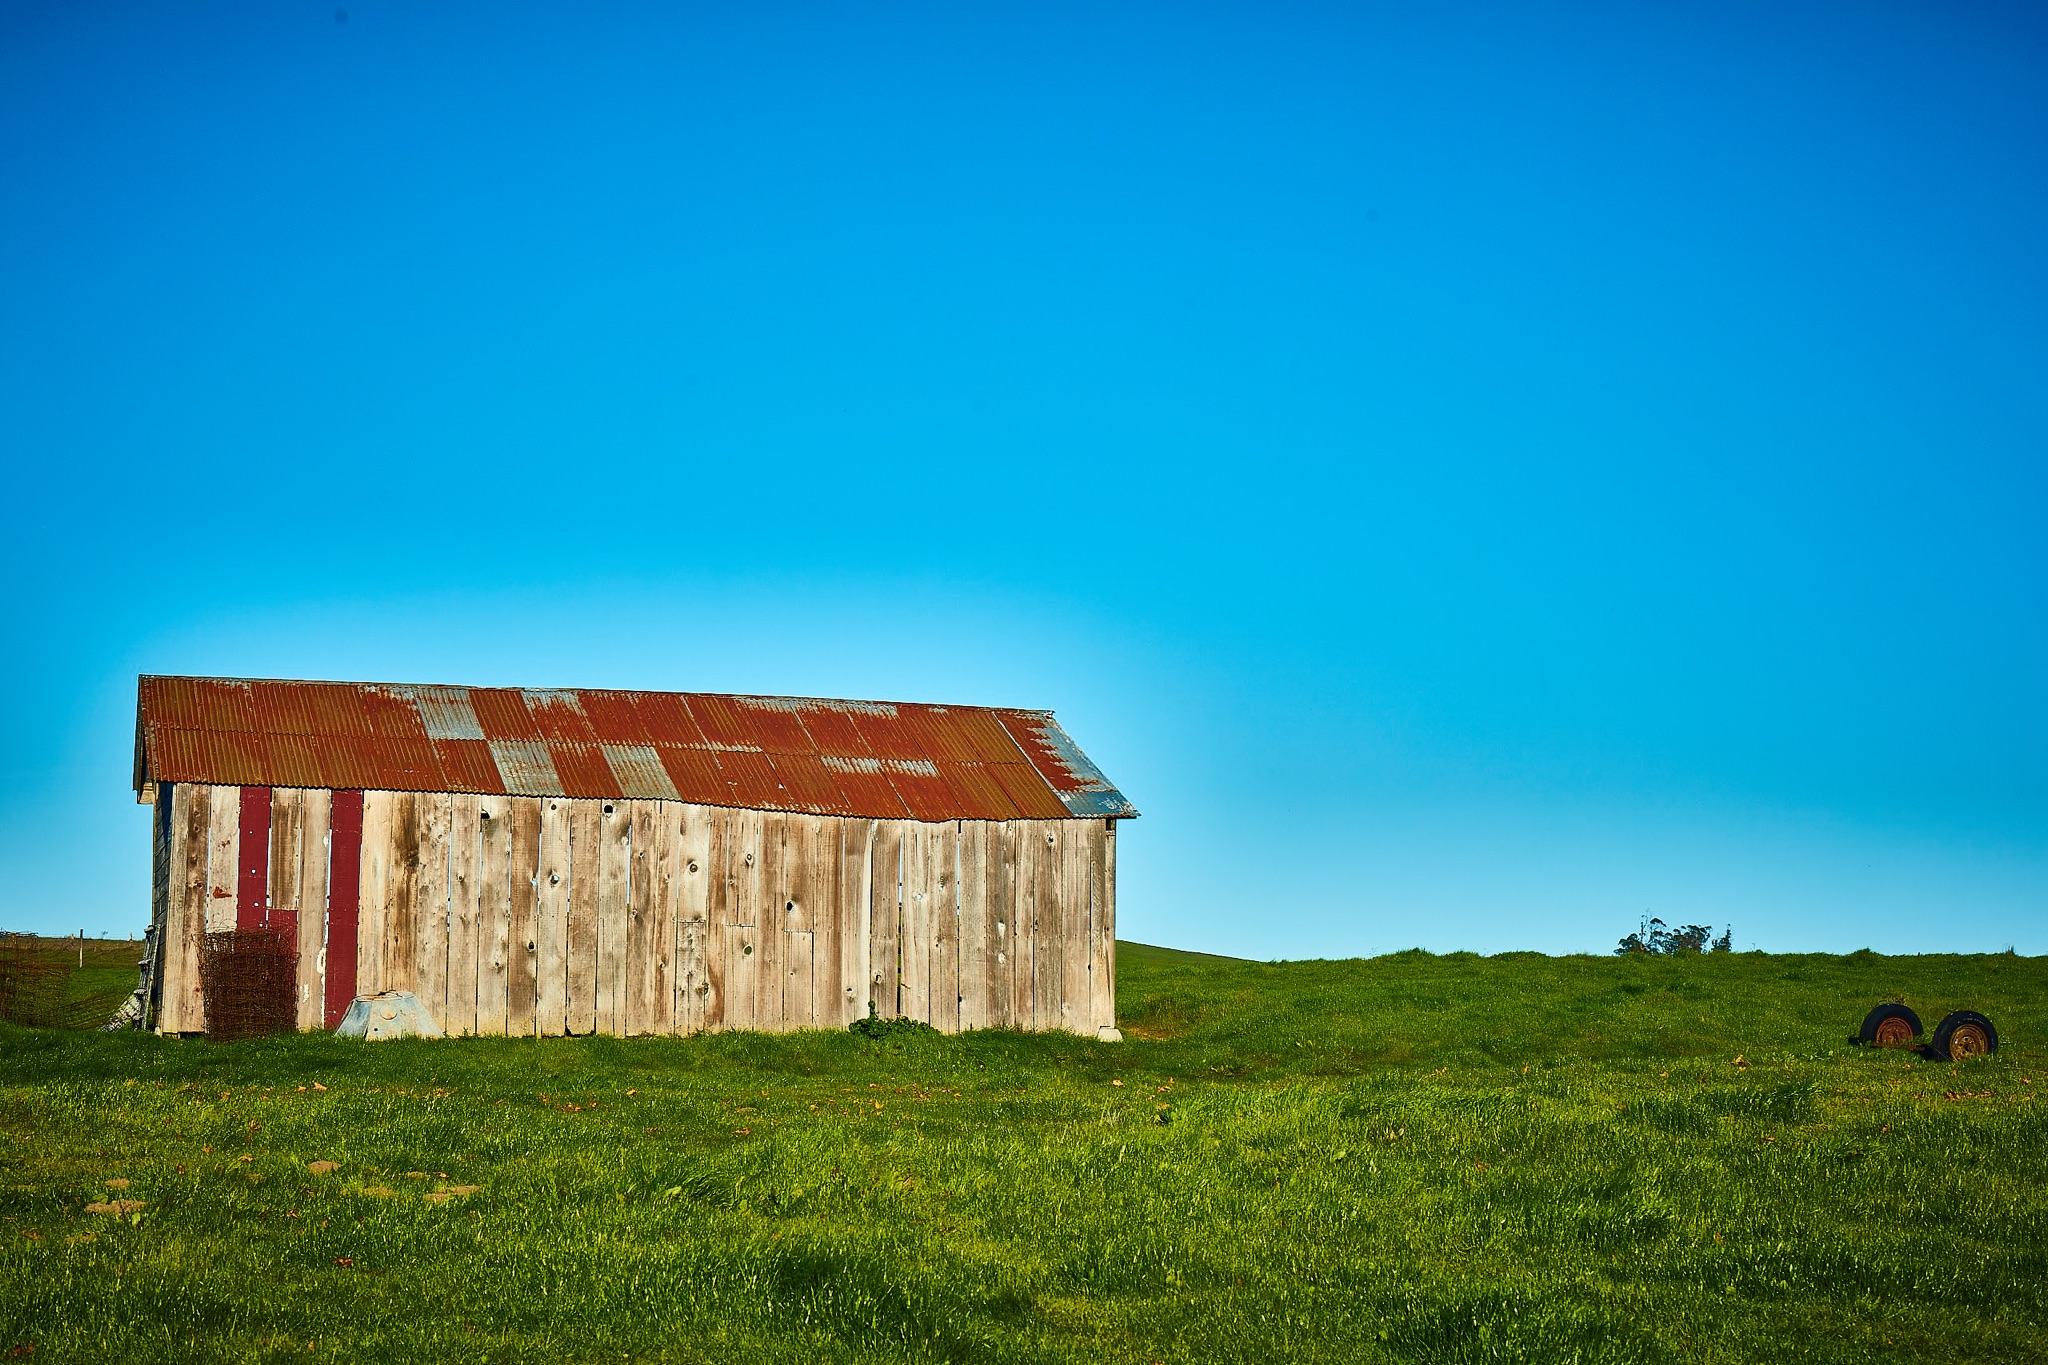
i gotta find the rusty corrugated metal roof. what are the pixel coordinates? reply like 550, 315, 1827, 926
134, 676, 1138, 822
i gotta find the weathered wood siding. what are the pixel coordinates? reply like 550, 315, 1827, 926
155, 784, 1118, 1037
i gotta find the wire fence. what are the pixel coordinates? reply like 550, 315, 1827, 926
0, 932, 130, 1029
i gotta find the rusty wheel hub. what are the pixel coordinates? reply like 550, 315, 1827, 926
1948, 1023, 1990, 1060
1873, 1016, 1915, 1048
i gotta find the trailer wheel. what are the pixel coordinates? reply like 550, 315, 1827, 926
1858, 1002, 1921, 1049
1930, 1011, 1997, 1062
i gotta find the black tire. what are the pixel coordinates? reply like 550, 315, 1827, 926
1930, 1010, 1998, 1062
1859, 1002, 1922, 1048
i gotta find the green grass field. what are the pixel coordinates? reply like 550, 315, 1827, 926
2, 943, 2043, 1363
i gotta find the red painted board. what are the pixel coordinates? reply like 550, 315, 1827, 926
325, 790, 363, 1027
237, 786, 272, 932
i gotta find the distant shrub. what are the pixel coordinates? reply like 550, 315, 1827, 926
1615, 917, 1733, 956
848, 1002, 937, 1042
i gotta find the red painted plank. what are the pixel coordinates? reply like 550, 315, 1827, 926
325, 790, 363, 1027
237, 786, 271, 932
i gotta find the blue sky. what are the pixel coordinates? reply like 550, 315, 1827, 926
2, 0, 2042, 955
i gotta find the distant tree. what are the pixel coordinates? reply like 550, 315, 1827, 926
1614, 916, 1734, 956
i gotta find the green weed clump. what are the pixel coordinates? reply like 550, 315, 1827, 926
0, 944, 2042, 1363
849, 1003, 940, 1044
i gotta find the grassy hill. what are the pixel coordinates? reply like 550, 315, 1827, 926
1, 943, 2042, 1363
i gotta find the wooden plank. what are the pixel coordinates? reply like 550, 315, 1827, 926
833, 819, 873, 1027
675, 804, 713, 1034
756, 812, 790, 1031
764, 813, 799, 1030
324, 790, 364, 1026
565, 800, 602, 1035
701, 809, 731, 1029
898, 823, 931, 1024
595, 800, 632, 1036
650, 802, 685, 1035
720, 922, 758, 1031
378, 791, 417, 995
678, 918, 709, 1034
773, 814, 832, 1031
930, 822, 960, 1033
956, 821, 989, 1031
534, 797, 571, 1037
445, 794, 482, 1036
1005, 822, 1035, 1029
235, 786, 272, 933
295, 789, 331, 1031
868, 822, 903, 1018
504, 796, 543, 1038
205, 784, 240, 934
1031, 821, 1063, 1031
355, 791, 392, 997
723, 808, 765, 1029
476, 797, 513, 1037
784, 929, 815, 1029
627, 800, 658, 1036
807, 816, 842, 1031
411, 792, 451, 1017
986, 822, 1015, 1030
267, 787, 304, 945
161, 784, 207, 1033
1105, 822, 1122, 1035
1060, 820, 1092, 1034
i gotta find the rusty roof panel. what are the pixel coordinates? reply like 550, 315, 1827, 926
468, 689, 542, 741
316, 737, 383, 792
828, 771, 909, 818
579, 692, 650, 744
789, 703, 866, 756
373, 737, 443, 789
655, 746, 724, 804
849, 706, 927, 761
949, 707, 1033, 764
935, 762, 1016, 821
763, 751, 846, 813
897, 706, 993, 766
488, 740, 564, 796
712, 749, 783, 808
881, 758, 956, 823
994, 711, 1138, 818
358, 687, 424, 739
547, 741, 616, 798
191, 678, 257, 733
144, 728, 211, 785
416, 687, 486, 741
138, 677, 204, 730
731, 696, 817, 754
984, 761, 1074, 821
434, 739, 506, 794
631, 692, 705, 746
818, 754, 911, 819
602, 744, 681, 801
134, 677, 1132, 821
683, 695, 757, 750
151, 728, 268, 786
249, 680, 325, 736
259, 731, 330, 789
523, 690, 597, 742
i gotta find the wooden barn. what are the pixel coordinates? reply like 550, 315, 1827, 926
133, 676, 1137, 1040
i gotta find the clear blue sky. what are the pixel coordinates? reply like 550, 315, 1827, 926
3, 1, 2042, 955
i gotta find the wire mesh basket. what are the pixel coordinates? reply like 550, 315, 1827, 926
200, 930, 298, 1041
